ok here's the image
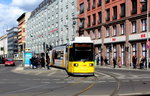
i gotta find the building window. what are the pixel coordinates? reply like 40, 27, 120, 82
88, 15, 91, 27
106, 0, 110, 4
131, 0, 137, 14
93, 30, 96, 39
113, 45, 117, 58
121, 45, 125, 65
142, 43, 146, 57
92, 0, 96, 9
80, 3, 84, 14
98, 11, 102, 24
113, 25, 117, 36
120, 3, 125, 17
106, 27, 110, 37
141, 19, 147, 32
106, 45, 110, 64
132, 21, 136, 33
113, 6, 117, 20
93, 14, 96, 25
141, 0, 147, 12
120, 23, 125, 35
97, 0, 101, 7
87, 0, 90, 11
106, 8, 110, 21
79, 19, 84, 28
98, 28, 101, 38
132, 43, 137, 55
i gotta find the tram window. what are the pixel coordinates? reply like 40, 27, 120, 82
69, 47, 94, 61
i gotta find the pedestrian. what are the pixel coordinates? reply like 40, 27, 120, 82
139, 56, 145, 69
118, 56, 122, 68
37, 55, 41, 68
101, 56, 103, 66
132, 55, 137, 69
113, 57, 117, 68
30, 56, 36, 69
34, 55, 38, 69
41, 56, 45, 69
46, 55, 50, 70
96, 54, 99, 65
104, 56, 108, 65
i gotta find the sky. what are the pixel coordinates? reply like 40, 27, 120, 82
0, 0, 43, 36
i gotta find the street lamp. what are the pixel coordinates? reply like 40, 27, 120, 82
141, 0, 149, 69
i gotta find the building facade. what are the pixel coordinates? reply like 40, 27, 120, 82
77, 0, 150, 67
0, 35, 8, 57
6, 27, 18, 58
17, 12, 31, 59
26, 0, 77, 54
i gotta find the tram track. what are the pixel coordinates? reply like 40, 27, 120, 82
72, 76, 98, 96
29, 76, 89, 96
96, 71, 121, 96
1, 76, 71, 96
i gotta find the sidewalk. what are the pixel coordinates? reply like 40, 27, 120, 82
95, 64, 150, 71
12, 65, 59, 76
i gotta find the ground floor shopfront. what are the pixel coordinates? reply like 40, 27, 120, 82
94, 40, 149, 68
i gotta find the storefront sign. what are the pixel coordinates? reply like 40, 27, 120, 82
141, 34, 146, 38
112, 38, 116, 41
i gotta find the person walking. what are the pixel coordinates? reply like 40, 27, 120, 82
96, 54, 99, 65
118, 56, 122, 68
101, 56, 104, 66
41, 56, 45, 69
132, 55, 137, 69
139, 56, 145, 69
113, 57, 117, 68
46, 55, 50, 70
104, 56, 108, 65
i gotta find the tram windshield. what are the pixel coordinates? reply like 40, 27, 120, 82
69, 43, 94, 61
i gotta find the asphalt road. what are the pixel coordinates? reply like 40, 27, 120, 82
0, 62, 150, 96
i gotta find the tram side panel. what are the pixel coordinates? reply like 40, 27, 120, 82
51, 50, 66, 68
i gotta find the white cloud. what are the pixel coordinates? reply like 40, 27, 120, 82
11, 0, 43, 11
0, 0, 43, 36
0, 3, 24, 36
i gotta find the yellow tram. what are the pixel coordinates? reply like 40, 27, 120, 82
51, 37, 95, 76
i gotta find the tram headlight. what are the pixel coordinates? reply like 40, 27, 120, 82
74, 63, 78, 67
89, 63, 94, 66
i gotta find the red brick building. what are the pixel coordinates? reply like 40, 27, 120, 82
77, 0, 150, 67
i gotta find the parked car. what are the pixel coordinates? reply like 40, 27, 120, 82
5, 58, 15, 66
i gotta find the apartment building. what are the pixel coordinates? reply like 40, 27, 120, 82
17, 12, 31, 59
6, 27, 18, 58
0, 35, 7, 57
26, 0, 77, 54
77, 0, 150, 67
